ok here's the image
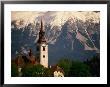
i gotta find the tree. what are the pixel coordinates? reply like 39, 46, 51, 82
22, 63, 35, 77
57, 58, 72, 76
33, 64, 46, 77
68, 61, 91, 77
11, 63, 18, 77
44, 68, 53, 77
22, 64, 47, 77
84, 55, 100, 76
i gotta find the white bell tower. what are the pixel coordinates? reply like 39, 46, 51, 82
37, 18, 48, 68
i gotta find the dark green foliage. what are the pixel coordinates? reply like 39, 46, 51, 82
44, 68, 53, 77
68, 61, 91, 77
22, 64, 43, 77
11, 63, 18, 77
32, 64, 45, 77
11, 55, 100, 77
57, 56, 100, 77
22, 64, 52, 77
84, 55, 100, 76
57, 58, 72, 76
21, 64, 34, 77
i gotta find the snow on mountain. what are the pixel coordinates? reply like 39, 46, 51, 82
11, 11, 44, 29
76, 31, 88, 43
11, 11, 45, 22
11, 11, 100, 56
11, 11, 100, 60
11, 11, 100, 29
35, 11, 100, 29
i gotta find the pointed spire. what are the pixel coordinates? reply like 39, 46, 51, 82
37, 17, 46, 43
40, 17, 43, 31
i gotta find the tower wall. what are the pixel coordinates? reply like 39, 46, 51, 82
40, 43, 48, 68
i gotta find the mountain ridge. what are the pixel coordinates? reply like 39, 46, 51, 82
11, 11, 100, 65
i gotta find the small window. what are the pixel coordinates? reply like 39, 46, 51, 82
43, 55, 45, 58
43, 46, 45, 51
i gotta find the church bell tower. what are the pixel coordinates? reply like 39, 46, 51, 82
37, 18, 48, 68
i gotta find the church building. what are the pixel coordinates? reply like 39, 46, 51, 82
36, 19, 48, 68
